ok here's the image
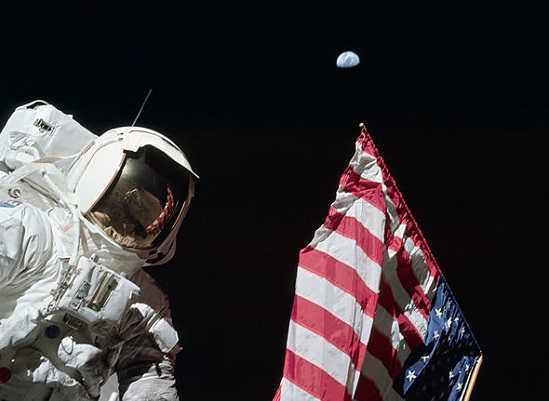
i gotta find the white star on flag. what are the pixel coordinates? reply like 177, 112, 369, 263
406, 370, 417, 382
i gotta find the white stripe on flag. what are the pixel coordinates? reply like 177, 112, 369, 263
294, 267, 375, 339
351, 149, 383, 184
313, 230, 382, 294
309, 191, 386, 252
280, 378, 322, 401
345, 197, 386, 242
402, 235, 438, 302
379, 185, 401, 235
287, 321, 357, 390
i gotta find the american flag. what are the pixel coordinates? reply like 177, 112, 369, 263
273, 126, 482, 401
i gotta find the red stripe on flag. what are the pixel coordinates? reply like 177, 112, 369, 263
341, 169, 386, 213
367, 327, 403, 379
378, 279, 424, 349
283, 349, 354, 401
291, 295, 367, 371
324, 214, 385, 267
299, 248, 378, 318
352, 374, 383, 401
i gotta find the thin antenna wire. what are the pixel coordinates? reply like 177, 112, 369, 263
132, 89, 153, 126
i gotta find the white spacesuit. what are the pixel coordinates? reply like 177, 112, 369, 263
0, 101, 198, 400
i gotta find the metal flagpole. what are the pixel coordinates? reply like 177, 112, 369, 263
463, 355, 483, 401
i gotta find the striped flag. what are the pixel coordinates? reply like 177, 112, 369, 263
274, 126, 482, 401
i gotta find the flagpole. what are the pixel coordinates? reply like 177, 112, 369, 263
462, 355, 483, 401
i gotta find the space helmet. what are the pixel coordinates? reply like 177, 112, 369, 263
67, 126, 198, 264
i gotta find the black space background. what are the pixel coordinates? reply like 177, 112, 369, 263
1, 1, 547, 400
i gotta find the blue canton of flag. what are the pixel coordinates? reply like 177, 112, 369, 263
393, 278, 481, 401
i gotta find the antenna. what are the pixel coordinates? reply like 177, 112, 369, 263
132, 89, 153, 126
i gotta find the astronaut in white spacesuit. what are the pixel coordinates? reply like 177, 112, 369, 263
0, 101, 197, 400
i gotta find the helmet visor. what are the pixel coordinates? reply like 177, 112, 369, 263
88, 146, 190, 249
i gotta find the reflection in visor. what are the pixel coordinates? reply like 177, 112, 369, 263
88, 146, 188, 250
143, 185, 175, 235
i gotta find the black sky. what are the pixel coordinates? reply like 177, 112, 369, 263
2, 1, 547, 400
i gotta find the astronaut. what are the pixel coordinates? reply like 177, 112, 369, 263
0, 101, 197, 400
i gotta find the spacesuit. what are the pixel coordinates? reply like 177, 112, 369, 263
0, 101, 197, 400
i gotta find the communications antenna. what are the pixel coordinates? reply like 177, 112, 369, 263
131, 89, 153, 126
